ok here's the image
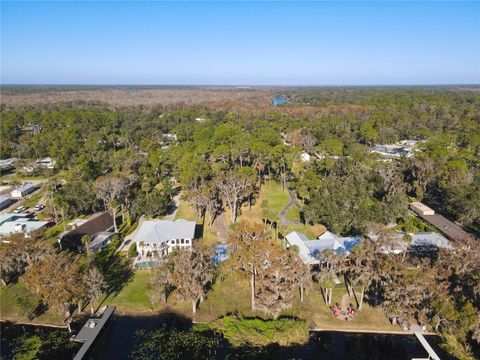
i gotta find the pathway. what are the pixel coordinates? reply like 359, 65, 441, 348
214, 212, 228, 243
163, 192, 181, 221
280, 184, 302, 225
116, 215, 145, 254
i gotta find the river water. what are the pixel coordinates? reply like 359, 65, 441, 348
87, 315, 455, 360
1, 315, 455, 360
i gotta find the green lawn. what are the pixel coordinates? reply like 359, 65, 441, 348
286, 205, 301, 222
195, 270, 253, 322
286, 286, 400, 332
100, 270, 154, 314
261, 181, 290, 215
0, 282, 64, 325
238, 181, 289, 222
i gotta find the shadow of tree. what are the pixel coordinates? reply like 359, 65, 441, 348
195, 224, 204, 239
93, 241, 133, 296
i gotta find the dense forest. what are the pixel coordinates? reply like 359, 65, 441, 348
2, 89, 479, 232
1, 88, 479, 359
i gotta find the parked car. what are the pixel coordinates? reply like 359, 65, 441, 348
33, 204, 45, 211
13, 206, 26, 213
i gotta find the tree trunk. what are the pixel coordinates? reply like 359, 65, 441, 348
52, 200, 58, 222
112, 207, 118, 233
359, 286, 365, 310
321, 288, 328, 305
232, 204, 237, 224
192, 299, 197, 314
90, 302, 95, 316
300, 286, 304, 303
250, 268, 256, 310
61, 207, 66, 231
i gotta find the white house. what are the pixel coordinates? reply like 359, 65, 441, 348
11, 183, 35, 198
285, 230, 361, 265
133, 219, 196, 258
0, 213, 48, 239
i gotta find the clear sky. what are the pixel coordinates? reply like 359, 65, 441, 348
1, 1, 479, 85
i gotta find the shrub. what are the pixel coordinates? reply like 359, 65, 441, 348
128, 243, 138, 258
210, 316, 308, 346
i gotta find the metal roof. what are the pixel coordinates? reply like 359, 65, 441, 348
133, 219, 196, 244
0, 196, 11, 204
411, 232, 453, 249
12, 183, 34, 192
0, 220, 48, 235
285, 231, 361, 265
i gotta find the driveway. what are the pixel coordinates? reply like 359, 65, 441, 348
280, 184, 302, 225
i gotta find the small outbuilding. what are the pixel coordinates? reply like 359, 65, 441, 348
410, 202, 435, 216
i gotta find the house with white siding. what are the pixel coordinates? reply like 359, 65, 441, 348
133, 219, 196, 259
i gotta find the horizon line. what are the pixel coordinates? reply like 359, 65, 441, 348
2, 83, 480, 88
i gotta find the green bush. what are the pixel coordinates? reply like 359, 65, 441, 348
128, 242, 138, 258
210, 316, 308, 346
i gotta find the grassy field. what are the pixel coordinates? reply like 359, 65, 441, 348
261, 181, 291, 215
287, 287, 399, 332
286, 205, 302, 222
100, 270, 154, 314
0, 282, 65, 325
238, 181, 289, 223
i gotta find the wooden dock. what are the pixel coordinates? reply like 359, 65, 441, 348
72, 306, 115, 360
413, 331, 441, 360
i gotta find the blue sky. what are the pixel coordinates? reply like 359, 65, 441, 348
1, 1, 479, 85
